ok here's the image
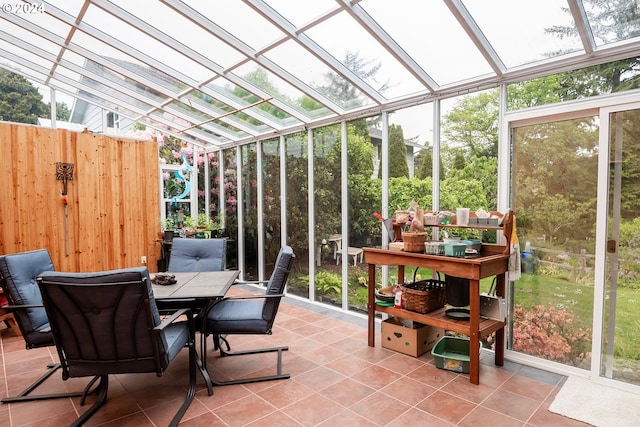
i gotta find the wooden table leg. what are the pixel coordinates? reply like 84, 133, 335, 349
495, 272, 506, 366
368, 263, 376, 347
469, 278, 480, 385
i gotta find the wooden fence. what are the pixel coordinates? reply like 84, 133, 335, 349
0, 123, 161, 272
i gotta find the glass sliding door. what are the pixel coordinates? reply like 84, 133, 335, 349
601, 108, 640, 386
511, 116, 598, 370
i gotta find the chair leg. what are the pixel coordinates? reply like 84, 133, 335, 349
208, 336, 290, 386
70, 374, 109, 427
80, 375, 102, 405
1, 363, 94, 403
169, 335, 197, 427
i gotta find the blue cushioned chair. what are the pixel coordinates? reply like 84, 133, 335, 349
0, 249, 97, 403
201, 245, 294, 385
37, 267, 197, 427
168, 238, 226, 272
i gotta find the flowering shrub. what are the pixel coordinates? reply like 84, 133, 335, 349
512, 303, 591, 365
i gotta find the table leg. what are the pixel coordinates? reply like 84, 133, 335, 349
368, 263, 376, 347
469, 278, 480, 385
495, 272, 506, 366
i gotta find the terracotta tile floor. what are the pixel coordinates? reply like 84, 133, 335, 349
0, 293, 592, 427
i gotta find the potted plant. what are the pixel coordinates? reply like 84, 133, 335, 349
183, 215, 196, 237
197, 213, 221, 236
159, 217, 176, 241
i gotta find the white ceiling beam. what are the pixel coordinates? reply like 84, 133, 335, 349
445, 0, 507, 76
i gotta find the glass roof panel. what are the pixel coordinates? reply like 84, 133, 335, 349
61, 49, 93, 68
47, 0, 85, 17
79, 59, 169, 105
362, 0, 493, 86
221, 52, 332, 120
464, 0, 582, 67
76, 90, 140, 119
55, 64, 158, 113
1, 21, 61, 61
304, 10, 426, 100
166, 100, 252, 141
260, 43, 374, 110
109, 0, 245, 70
202, 76, 309, 130
70, 31, 185, 96
185, 0, 283, 51
263, 0, 336, 27
7, 3, 71, 39
82, 4, 211, 81
0, 34, 54, 72
182, 90, 272, 135
583, 0, 640, 46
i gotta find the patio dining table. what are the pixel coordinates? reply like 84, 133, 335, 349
152, 270, 240, 395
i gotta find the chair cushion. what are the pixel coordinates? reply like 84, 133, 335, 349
0, 249, 54, 341
168, 238, 226, 272
206, 299, 269, 334
163, 322, 191, 362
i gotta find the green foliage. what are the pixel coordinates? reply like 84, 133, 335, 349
314, 270, 342, 297
159, 217, 175, 231
446, 157, 498, 209
440, 178, 488, 212
414, 148, 433, 180
442, 90, 499, 159
388, 176, 433, 212
197, 213, 220, 231
348, 175, 382, 246
52, 102, 70, 121
514, 117, 599, 242
0, 70, 48, 124
388, 124, 409, 178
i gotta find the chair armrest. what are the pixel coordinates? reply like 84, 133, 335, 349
2, 303, 44, 310
219, 293, 284, 301
154, 308, 193, 332
232, 280, 268, 286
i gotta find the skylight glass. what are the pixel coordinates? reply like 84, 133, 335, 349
82, 5, 211, 82
583, 0, 640, 46
362, 0, 492, 86
464, 0, 582, 67
185, 0, 283, 51
110, 0, 245, 70
305, 9, 426, 101
264, 0, 336, 27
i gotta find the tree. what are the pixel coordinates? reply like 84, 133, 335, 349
52, 102, 71, 121
317, 50, 389, 107
387, 124, 409, 178
442, 90, 499, 159
0, 70, 48, 124
414, 146, 433, 180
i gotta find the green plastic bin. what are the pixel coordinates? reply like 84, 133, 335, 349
431, 336, 482, 373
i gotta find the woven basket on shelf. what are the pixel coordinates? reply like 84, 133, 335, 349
402, 232, 427, 252
401, 278, 446, 314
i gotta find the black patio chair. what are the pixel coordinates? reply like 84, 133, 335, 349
200, 245, 294, 385
37, 267, 197, 427
0, 249, 98, 403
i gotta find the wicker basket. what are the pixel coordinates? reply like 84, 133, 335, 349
402, 232, 427, 252
401, 278, 446, 313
